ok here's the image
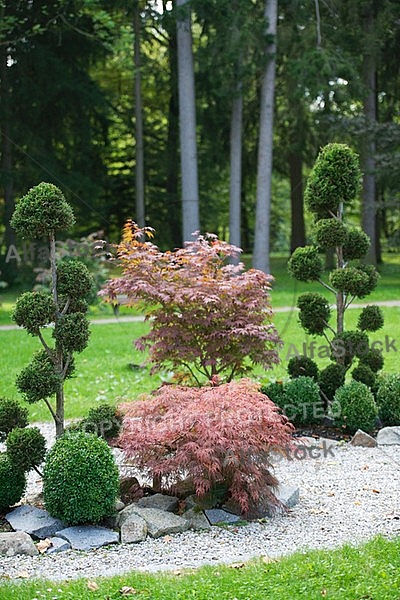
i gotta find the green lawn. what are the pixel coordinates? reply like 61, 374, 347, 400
0, 536, 399, 599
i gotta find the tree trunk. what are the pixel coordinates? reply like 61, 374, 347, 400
134, 0, 145, 227
176, 0, 200, 242
289, 152, 305, 252
252, 0, 277, 274
229, 88, 243, 253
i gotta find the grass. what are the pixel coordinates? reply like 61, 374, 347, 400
0, 536, 399, 599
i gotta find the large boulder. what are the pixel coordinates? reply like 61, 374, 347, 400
137, 493, 179, 512
56, 525, 119, 551
6, 505, 65, 539
117, 504, 189, 538
0, 531, 38, 557
376, 426, 400, 446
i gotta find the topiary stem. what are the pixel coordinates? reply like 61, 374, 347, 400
55, 388, 65, 439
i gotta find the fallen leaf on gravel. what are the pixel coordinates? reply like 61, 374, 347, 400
354, 501, 361, 505
120, 586, 138, 595
87, 580, 99, 591
372, 489, 380, 493
37, 538, 53, 553
163, 535, 173, 543
16, 571, 30, 579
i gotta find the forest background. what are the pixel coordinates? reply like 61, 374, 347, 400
1, 0, 400, 287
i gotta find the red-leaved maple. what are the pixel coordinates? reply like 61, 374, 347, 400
101, 221, 281, 383
118, 379, 295, 517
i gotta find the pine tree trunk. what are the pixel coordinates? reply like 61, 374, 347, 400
229, 88, 243, 253
134, 0, 145, 228
289, 152, 305, 252
253, 0, 277, 274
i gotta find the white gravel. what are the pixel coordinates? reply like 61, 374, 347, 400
1, 422, 399, 582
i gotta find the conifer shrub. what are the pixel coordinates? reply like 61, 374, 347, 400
351, 364, 377, 391
319, 363, 346, 403
6, 427, 46, 474
67, 404, 122, 441
357, 305, 384, 332
359, 348, 384, 373
261, 381, 286, 409
0, 398, 29, 442
43, 432, 119, 525
287, 246, 324, 282
334, 381, 378, 434
376, 374, 400, 426
118, 379, 295, 517
0, 453, 26, 513
282, 376, 322, 426
296, 293, 331, 335
287, 356, 319, 381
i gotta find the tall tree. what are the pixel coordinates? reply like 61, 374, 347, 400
134, 0, 145, 227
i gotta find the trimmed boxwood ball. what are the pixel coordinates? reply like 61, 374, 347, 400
12, 291, 56, 335
297, 292, 331, 335
357, 305, 384, 332
82, 404, 123, 440
334, 381, 378, 434
319, 362, 346, 403
359, 348, 384, 373
287, 356, 319, 381
57, 259, 94, 299
53, 313, 90, 353
0, 398, 29, 443
0, 453, 26, 512
283, 376, 322, 426
314, 218, 348, 249
43, 431, 119, 525
376, 374, 400, 426
329, 267, 370, 297
16, 350, 61, 403
343, 227, 370, 260
351, 364, 377, 391
261, 381, 286, 409
288, 246, 324, 282
6, 427, 46, 472
11, 182, 75, 239
331, 330, 369, 365
354, 264, 380, 298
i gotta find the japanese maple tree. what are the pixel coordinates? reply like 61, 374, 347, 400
101, 221, 281, 384
118, 379, 295, 517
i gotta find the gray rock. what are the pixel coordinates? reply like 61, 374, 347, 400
137, 493, 179, 513
46, 536, 71, 554
276, 485, 300, 509
183, 508, 212, 530
377, 426, 400, 446
6, 505, 65, 539
0, 531, 39, 557
204, 509, 241, 525
350, 430, 377, 448
115, 500, 125, 512
118, 505, 188, 538
56, 525, 119, 551
119, 513, 148, 544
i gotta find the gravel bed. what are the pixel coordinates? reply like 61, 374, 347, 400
0, 423, 399, 582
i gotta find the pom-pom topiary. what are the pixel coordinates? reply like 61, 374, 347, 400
333, 381, 378, 433
319, 362, 346, 403
354, 265, 380, 298
331, 330, 369, 365
288, 246, 324, 282
351, 364, 377, 391
53, 313, 90, 353
12, 292, 56, 335
69, 404, 123, 441
287, 356, 319, 381
329, 267, 370, 297
376, 374, 400, 426
11, 182, 75, 239
283, 376, 322, 426
43, 432, 119, 525
56, 260, 93, 299
0, 453, 26, 512
314, 218, 348, 249
16, 350, 61, 403
297, 292, 331, 335
357, 305, 384, 332
0, 398, 29, 443
342, 227, 370, 260
359, 348, 384, 373
6, 427, 46, 473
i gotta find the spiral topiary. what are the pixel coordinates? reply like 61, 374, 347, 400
297, 292, 331, 335
357, 305, 384, 332
0, 398, 29, 443
334, 381, 378, 433
376, 374, 400, 426
0, 453, 26, 512
288, 246, 324, 282
6, 427, 47, 473
287, 356, 319, 381
43, 431, 119, 525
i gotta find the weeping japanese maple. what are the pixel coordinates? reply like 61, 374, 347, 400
101, 221, 281, 384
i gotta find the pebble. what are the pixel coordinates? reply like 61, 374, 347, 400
0, 423, 399, 581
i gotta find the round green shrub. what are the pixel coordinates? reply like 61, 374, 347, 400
288, 246, 324, 282
12, 291, 56, 335
351, 364, 377, 391
331, 330, 369, 365
43, 432, 119, 525
287, 356, 319, 381
60, 296, 89, 315
354, 265, 380, 298
319, 363, 346, 403
334, 381, 378, 433
357, 305, 384, 332
283, 376, 322, 426
314, 218, 348, 249
261, 381, 286, 409
359, 348, 384, 373
305, 143, 361, 215
6, 427, 46, 472
11, 182, 75, 239
16, 350, 61, 403
329, 267, 370, 297
0, 398, 29, 443
0, 453, 26, 512
56, 259, 94, 299
343, 227, 370, 260
53, 313, 90, 353
297, 292, 331, 335
70, 404, 123, 441
376, 374, 400, 426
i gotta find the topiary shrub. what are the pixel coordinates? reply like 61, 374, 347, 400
0, 398, 29, 442
67, 404, 123, 441
0, 453, 26, 513
333, 381, 378, 433
43, 432, 119, 525
6, 427, 46, 474
351, 364, 377, 391
342, 228, 371, 261
282, 376, 323, 426
319, 362, 346, 404
261, 381, 286, 410
297, 292, 331, 335
287, 246, 324, 282
359, 348, 384, 373
357, 305, 384, 332
314, 218, 348, 249
376, 374, 400, 426
287, 356, 319, 381
118, 379, 295, 518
